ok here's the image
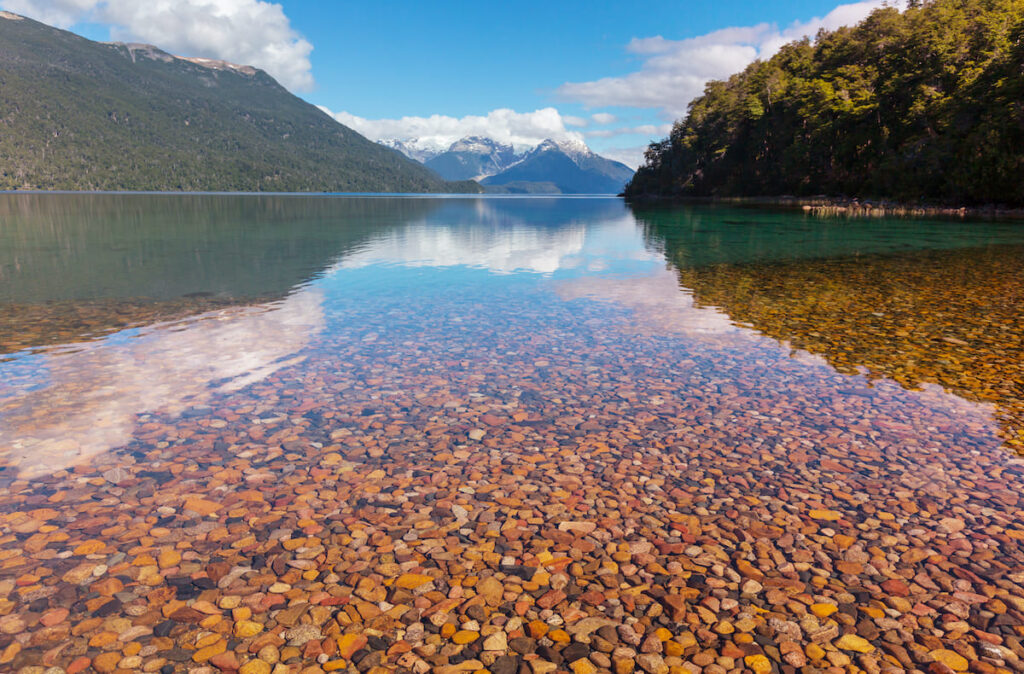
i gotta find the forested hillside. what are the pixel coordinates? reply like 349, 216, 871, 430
0, 12, 477, 193
625, 0, 1024, 206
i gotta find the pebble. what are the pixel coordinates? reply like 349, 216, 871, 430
239, 661, 272, 674
930, 649, 969, 671
1, 229, 1023, 674
836, 634, 875, 653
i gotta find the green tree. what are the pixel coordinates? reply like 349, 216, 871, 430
626, 0, 1024, 206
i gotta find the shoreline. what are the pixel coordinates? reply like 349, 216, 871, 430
624, 194, 1024, 219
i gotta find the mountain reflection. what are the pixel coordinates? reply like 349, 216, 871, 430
0, 193, 443, 303
0, 195, 633, 354
0, 195, 642, 476
635, 204, 1024, 453
337, 199, 626, 274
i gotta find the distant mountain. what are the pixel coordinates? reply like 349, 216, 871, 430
482, 139, 634, 194
377, 139, 446, 164
380, 136, 634, 194
424, 137, 519, 181
0, 12, 478, 193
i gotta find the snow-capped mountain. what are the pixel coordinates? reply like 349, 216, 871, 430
424, 136, 519, 181
532, 138, 591, 164
482, 138, 634, 194
377, 138, 447, 163
378, 136, 634, 194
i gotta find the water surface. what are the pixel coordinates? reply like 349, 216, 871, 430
1, 194, 1023, 673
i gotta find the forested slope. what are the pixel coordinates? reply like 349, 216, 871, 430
0, 12, 476, 193
625, 0, 1024, 206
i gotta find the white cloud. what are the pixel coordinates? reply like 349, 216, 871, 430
320, 106, 586, 154
0, 0, 314, 91
563, 115, 589, 127
338, 224, 587, 276
596, 145, 649, 170
591, 112, 618, 125
585, 123, 673, 139
558, 1, 902, 118
0, 0, 92, 26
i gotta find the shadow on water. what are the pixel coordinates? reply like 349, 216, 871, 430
632, 203, 1024, 452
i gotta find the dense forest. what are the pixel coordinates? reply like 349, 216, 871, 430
0, 13, 478, 193
625, 0, 1024, 206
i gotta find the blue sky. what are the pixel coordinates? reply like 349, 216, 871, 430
2, 0, 898, 166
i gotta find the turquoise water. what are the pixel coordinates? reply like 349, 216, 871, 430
1, 194, 1024, 672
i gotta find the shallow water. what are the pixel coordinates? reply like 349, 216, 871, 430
1, 194, 1023, 673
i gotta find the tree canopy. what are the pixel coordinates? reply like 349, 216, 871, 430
625, 0, 1024, 206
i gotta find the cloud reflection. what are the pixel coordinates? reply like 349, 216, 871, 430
337, 225, 588, 275
336, 199, 657, 276
556, 269, 745, 340
0, 290, 324, 478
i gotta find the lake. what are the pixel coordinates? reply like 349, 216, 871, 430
1, 193, 1023, 673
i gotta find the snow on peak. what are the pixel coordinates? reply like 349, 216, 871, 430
380, 135, 598, 169
378, 138, 448, 162
531, 138, 595, 165
555, 138, 592, 154
449, 136, 513, 154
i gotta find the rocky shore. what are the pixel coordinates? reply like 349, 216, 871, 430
625, 195, 1024, 220
2, 282, 1024, 674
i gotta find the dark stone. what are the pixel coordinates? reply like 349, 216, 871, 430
92, 600, 121, 617
491, 655, 518, 674
561, 642, 590, 662
357, 651, 383, 671
154, 620, 176, 637
537, 644, 563, 664
509, 637, 536, 654
501, 564, 536, 580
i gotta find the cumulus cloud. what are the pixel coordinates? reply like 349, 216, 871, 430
563, 115, 589, 127
594, 145, 651, 170
0, 0, 314, 91
320, 107, 586, 153
0, 0, 92, 26
585, 123, 673, 140
591, 112, 618, 125
558, 0, 903, 118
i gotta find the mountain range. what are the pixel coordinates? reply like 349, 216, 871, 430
380, 136, 634, 194
0, 12, 477, 193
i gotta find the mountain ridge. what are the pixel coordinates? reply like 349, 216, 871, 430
425, 136, 519, 181
0, 12, 478, 193
381, 135, 634, 194
482, 138, 634, 194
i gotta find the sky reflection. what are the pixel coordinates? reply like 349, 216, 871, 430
0, 196, 1018, 479
0, 292, 324, 477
